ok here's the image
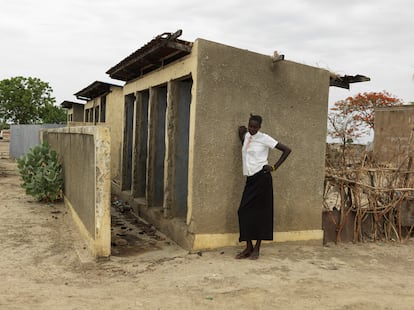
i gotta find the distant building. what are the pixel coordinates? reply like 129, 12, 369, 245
373, 105, 414, 165
60, 101, 85, 123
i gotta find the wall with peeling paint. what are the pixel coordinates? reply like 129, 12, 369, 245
104, 87, 124, 183
69, 86, 124, 183
42, 126, 111, 257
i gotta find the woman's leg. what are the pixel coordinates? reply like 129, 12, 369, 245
249, 240, 262, 260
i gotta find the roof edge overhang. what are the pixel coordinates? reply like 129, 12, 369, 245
74, 81, 122, 101
60, 100, 85, 109
330, 74, 371, 89
106, 29, 193, 82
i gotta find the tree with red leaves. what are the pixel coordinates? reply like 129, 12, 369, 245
328, 91, 403, 144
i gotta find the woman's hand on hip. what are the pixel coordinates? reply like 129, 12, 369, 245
263, 165, 274, 173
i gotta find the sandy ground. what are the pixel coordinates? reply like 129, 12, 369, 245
1, 139, 414, 310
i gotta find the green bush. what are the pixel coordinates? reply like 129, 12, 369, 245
17, 142, 63, 202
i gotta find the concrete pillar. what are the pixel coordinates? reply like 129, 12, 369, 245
132, 91, 149, 198
163, 80, 178, 217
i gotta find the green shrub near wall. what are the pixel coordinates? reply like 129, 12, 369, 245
17, 142, 63, 202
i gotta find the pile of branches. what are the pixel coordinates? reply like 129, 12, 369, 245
324, 150, 414, 243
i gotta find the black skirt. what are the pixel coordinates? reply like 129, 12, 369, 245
238, 170, 274, 242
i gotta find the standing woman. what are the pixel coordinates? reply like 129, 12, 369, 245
236, 114, 291, 260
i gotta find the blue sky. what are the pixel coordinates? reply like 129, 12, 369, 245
1, 0, 413, 112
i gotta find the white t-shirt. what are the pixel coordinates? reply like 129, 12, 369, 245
242, 131, 278, 176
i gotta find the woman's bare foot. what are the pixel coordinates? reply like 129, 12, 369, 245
249, 250, 259, 260
235, 249, 252, 259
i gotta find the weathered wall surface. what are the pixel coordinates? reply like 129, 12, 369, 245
373, 106, 414, 164
105, 87, 124, 183
114, 52, 196, 248
72, 104, 85, 122
68, 87, 123, 182
188, 39, 329, 248
42, 126, 111, 257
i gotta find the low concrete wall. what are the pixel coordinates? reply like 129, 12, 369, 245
41, 126, 111, 257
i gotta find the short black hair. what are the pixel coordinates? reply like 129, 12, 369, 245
249, 114, 262, 125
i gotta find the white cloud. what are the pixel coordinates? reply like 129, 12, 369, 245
0, 0, 413, 105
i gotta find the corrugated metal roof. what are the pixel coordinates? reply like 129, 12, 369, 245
74, 81, 122, 101
60, 101, 84, 109
106, 30, 193, 82
329, 74, 370, 89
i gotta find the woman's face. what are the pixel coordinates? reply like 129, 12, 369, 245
248, 119, 261, 136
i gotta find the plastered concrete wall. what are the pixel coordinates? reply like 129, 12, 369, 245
123, 57, 195, 94
187, 39, 329, 245
373, 106, 414, 164
72, 105, 84, 122
105, 87, 124, 182
42, 126, 111, 257
72, 87, 124, 182
84, 98, 99, 123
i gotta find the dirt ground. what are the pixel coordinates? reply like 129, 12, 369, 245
1, 140, 414, 310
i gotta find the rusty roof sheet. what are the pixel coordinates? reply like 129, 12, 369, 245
74, 81, 122, 101
60, 100, 84, 109
330, 74, 370, 89
106, 30, 193, 82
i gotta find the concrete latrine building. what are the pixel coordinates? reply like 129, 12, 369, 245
104, 30, 365, 250
60, 101, 85, 123
74, 81, 123, 125
69, 81, 124, 182
373, 105, 414, 165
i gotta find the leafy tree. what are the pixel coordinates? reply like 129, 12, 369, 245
328, 91, 403, 163
0, 76, 64, 124
331, 91, 403, 129
41, 103, 67, 124
327, 107, 369, 165
0, 121, 10, 130
327, 110, 367, 146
